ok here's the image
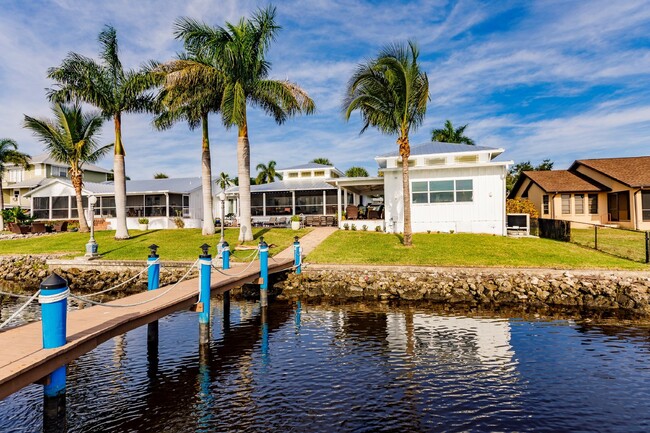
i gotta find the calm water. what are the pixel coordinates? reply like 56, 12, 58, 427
1, 298, 650, 432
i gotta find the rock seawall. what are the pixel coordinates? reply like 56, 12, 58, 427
0, 256, 196, 297
276, 265, 650, 316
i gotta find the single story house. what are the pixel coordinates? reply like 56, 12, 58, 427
24, 177, 204, 229
509, 156, 650, 230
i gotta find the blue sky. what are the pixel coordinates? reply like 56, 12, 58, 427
1, 0, 649, 179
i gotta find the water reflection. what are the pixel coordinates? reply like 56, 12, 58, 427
2, 299, 650, 432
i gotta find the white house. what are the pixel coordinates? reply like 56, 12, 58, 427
374, 142, 511, 235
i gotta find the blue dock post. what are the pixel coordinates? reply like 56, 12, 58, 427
198, 244, 212, 344
259, 237, 269, 308
293, 236, 301, 275
222, 241, 230, 270
261, 306, 269, 365
39, 273, 69, 401
147, 244, 160, 354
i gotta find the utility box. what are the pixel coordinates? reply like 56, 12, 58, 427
506, 213, 530, 236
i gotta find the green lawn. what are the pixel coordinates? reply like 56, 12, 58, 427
307, 231, 650, 270
571, 228, 647, 263
0, 228, 311, 261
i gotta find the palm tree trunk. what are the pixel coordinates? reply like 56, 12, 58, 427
0, 176, 5, 231
113, 113, 129, 239
201, 113, 215, 236
72, 173, 89, 232
237, 122, 253, 242
399, 136, 413, 246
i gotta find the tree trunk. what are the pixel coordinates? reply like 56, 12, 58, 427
201, 113, 215, 236
237, 121, 253, 242
72, 172, 89, 232
0, 175, 5, 231
113, 113, 129, 239
399, 135, 413, 246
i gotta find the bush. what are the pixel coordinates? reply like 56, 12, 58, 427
290, 215, 301, 222
375, 226, 382, 232
351, 224, 357, 231
506, 198, 539, 218
361, 225, 368, 231
138, 218, 149, 224
2, 207, 32, 224
343, 223, 349, 230
173, 217, 185, 229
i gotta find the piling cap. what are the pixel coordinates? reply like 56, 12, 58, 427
40, 273, 67, 290
222, 241, 229, 248
259, 236, 268, 248
294, 236, 299, 244
148, 244, 159, 258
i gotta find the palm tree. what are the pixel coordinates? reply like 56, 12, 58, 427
256, 160, 283, 184
344, 41, 429, 246
431, 120, 475, 145
311, 157, 332, 166
177, 6, 315, 241
23, 103, 112, 232
152, 47, 225, 236
153, 173, 169, 179
345, 166, 369, 177
47, 25, 157, 239
217, 172, 232, 191
0, 139, 30, 231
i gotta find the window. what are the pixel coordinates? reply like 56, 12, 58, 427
561, 194, 571, 214
638, 191, 650, 221
574, 194, 584, 214
300, 172, 311, 177
426, 157, 446, 166
588, 194, 598, 214
288, 172, 298, 178
51, 166, 68, 177
32, 197, 49, 219
313, 171, 325, 177
12, 190, 19, 201
542, 195, 549, 214
411, 179, 473, 204
455, 155, 478, 164
7, 168, 23, 183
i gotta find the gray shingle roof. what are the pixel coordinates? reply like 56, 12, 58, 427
29, 153, 112, 174
377, 141, 499, 158
228, 178, 336, 193
278, 162, 332, 170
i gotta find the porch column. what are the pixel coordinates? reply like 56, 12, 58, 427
236, 197, 240, 217
344, 190, 348, 207
49, 196, 52, 220
68, 196, 72, 219
323, 190, 326, 215
262, 193, 266, 217
292, 190, 296, 215
337, 186, 342, 224
165, 193, 169, 218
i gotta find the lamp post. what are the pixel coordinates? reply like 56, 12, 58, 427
85, 195, 98, 258
218, 191, 226, 257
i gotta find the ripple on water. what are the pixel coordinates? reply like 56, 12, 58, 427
2, 301, 650, 432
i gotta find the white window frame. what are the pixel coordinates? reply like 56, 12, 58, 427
411, 178, 474, 205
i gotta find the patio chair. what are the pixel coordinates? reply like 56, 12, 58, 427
266, 217, 278, 227
319, 216, 328, 226
346, 205, 358, 220
305, 216, 314, 227
326, 216, 335, 226
53, 221, 68, 232
276, 216, 287, 227
31, 222, 46, 234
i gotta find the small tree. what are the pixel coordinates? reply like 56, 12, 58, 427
431, 120, 475, 145
153, 172, 169, 179
0, 139, 30, 231
345, 166, 369, 177
256, 160, 283, 184
311, 157, 332, 166
507, 159, 554, 193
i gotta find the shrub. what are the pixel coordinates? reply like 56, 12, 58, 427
138, 218, 149, 224
361, 224, 368, 231
506, 198, 539, 218
173, 217, 185, 229
375, 225, 382, 232
343, 223, 349, 230
290, 215, 301, 222
351, 224, 357, 231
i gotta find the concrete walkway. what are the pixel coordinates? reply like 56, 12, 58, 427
275, 227, 337, 260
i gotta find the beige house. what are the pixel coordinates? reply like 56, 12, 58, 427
1, 153, 110, 211
510, 156, 650, 230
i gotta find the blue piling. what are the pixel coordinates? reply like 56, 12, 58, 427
39, 273, 69, 398
198, 243, 212, 326
259, 237, 269, 307
222, 241, 230, 270
147, 244, 160, 291
293, 236, 301, 275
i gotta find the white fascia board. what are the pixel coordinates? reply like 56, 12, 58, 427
379, 160, 512, 173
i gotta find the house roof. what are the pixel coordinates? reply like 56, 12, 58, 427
521, 170, 606, 194
377, 141, 500, 158
571, 156, 650, 187
28, 153, 112, 174
279, 162, 332, 171
24, 177, 203, 197
228, 178, 336, 194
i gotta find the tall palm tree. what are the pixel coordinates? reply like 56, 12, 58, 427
47, 25, 157, 239
0, 139, 30, 231
177, 6, 315, 241
311, 157, 332, 166
256, 160, 282, 184
23, 103, 112, 232
431, 120, 475, 145
344, 41, 429, 246
152, 49, 225, 236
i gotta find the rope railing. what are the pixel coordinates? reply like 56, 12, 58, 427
81, 260, 158, 298
69, 259, 199, 309
0, 290, 33, 299
0, 290, 41, 330
212, 249, 260, 277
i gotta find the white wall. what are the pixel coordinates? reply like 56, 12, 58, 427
384, 165, 506, 235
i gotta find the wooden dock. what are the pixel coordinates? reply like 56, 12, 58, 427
0, 227, 337, 401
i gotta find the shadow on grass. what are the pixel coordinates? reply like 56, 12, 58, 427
253, 228, 270, 240
114, 230, 161, 240
393, 233, 404, 244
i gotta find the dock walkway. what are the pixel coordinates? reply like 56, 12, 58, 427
0, 227, 336, 400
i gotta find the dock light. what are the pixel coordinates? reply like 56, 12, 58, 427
200, 243, 211, 257
148, 244, 159, 258
85, 195, 99, 258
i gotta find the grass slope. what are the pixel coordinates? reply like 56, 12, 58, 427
307, 231, 649, 270
0, 228, 311, 261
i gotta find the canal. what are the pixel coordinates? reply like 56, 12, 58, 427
1, 297, 650, 432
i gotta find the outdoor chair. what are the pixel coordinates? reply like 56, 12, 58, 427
8, 222, 30, 235
346, 205, 358, 220
31, 222, 46, 234
319, 216, 328, 226
53, 221, 68, 232
276, 216, 287, 227
305, 216, 314, 227
326, 216, 335, 226
266, 217, 278, 227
